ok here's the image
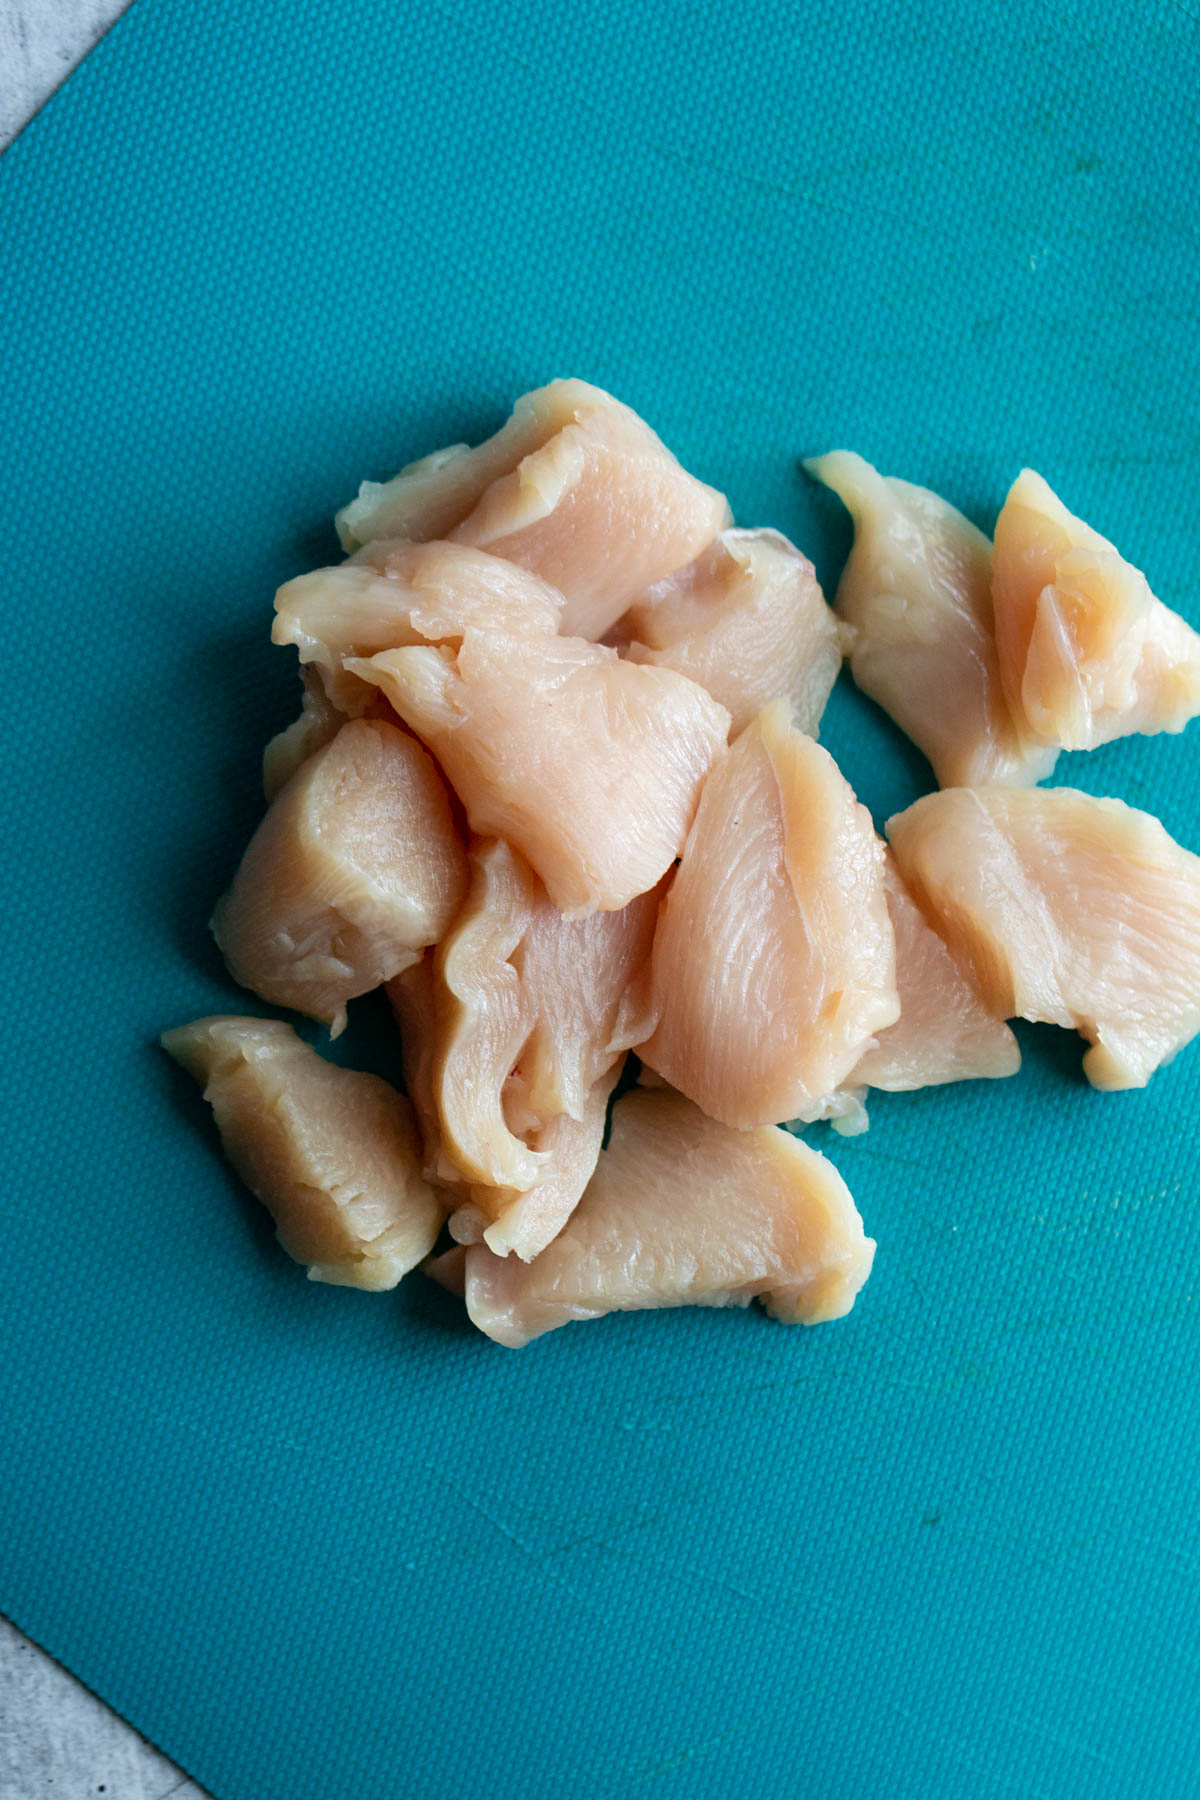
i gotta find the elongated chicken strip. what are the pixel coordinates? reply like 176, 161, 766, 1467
639, 701, 898, 1126
273, 542, 565, 714
807, 450, 1054, 787
334, 380, 731, 640
888, 785, 1200, 1090
447, 1067, 620, 1263
162, 1017, 443, 1290
806, 856, 1023, 1133
992, 468, 1200, 751
615, 528, 842, 736
213, 719, 468, 1033
426, 1089, 875, 1346
434, 839, 659, 1189
348, 634, 728, 916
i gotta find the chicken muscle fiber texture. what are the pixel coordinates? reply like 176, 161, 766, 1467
272, 542, 566, 715
616, 527, 843, 736
992, 468, 1200, 752
348, 632, 729, 916
639, 701, 898, 1126
162, 1017, 443, 1290
808, 450, 1054, 788
888, 785, 1200, 1090
425, 1088, 876, 1346
213, 718, 468, 1033
334, 379, 731, 640
433, 839, 659, 1191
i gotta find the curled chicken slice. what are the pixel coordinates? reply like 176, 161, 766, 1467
640, 701, 898, 1127
162, 1016, 443, 1290
615, 527, 842, 736
434, 839, 659, 1189
888, 785, 1200, 1090
272, 542, 565, 715
348, 633, 728, 916
992, 468, 1200, 751
808, 450, 1054, 787
213, 719, 468, 1033
334, 379, 731, 640
447, 1067, 620, 1263
426, 1089, 875, 1346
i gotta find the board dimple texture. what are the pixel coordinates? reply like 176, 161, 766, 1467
1, 2, 1199, 1798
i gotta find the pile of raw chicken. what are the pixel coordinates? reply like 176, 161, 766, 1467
163, 381, 1200, 1347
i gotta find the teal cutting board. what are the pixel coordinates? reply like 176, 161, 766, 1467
2, 3, 1198, 1796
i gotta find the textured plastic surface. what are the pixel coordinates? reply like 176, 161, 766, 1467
2, 3, 1198, 1797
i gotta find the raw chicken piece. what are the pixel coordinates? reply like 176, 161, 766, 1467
807, 450, 1054, 787
639, 701, 898, 1126
262, 666, 344, 801
615, 528, 842, 736
425, 1088, 875, 1346
887, 785, 1200, 1090
348, 633, 729, 916
161, 1016, 442, 1289
213, 719, 468, 1033
434, 839, 659, 1189
273, 542, 565, 714
385, 955, 462, 1189
334, 380, 731, 640
810, 856, 1022, 1133
448, 1067, 620, 1262
992, 468, 1200, 751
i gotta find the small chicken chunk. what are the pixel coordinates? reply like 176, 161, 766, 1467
615, 528, 842, 736
808, 450, 1054, 787
335, 380, 731, 640
433, 839, 659, 1190
639, 701, 898, 1127
161, 1016, 443, 1289
426, 1088, 875, 1346
888, 785, 1200, 1090
348, 633, 728, 916
213, 719, 468, 1033
273, 542, 565, 714
447, 1067, 619, 1263
992, 468, 1200, 751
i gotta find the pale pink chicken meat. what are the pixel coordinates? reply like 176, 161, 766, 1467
432, 838, 659, 1191
334, 379, 731, 641
888, 785, 1200, 1090
272, 542, 565, 715
807, 450, 1054, 787
426, 1088, 875, 1346
813, 856, 1023, 1133
385, 955, 463, 1190
162, 1017, 443, 1290
348, 633, 729, 916
992, 468, 1200, 752
639, 701, 899, 1127
213, 719, 468, 1033
262, 666, 344, 801
446, 1067, 620, 1263
614, 527, 843, 736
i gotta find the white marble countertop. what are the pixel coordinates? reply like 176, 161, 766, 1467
1, 19, 208, 1794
